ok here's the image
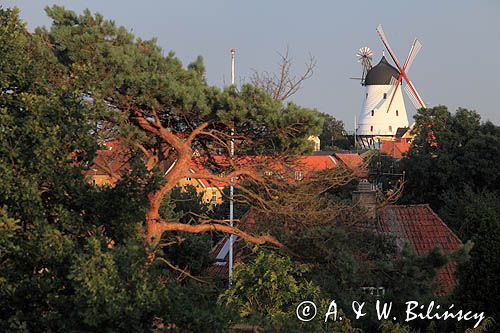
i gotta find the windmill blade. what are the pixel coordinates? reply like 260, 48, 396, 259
404, 82, 426, 109
387, 76, 398, 94
385, 75, 402, 113
376, 24, 403, 71
404, 85, 421, 109
403, 39, 422, 72
357, 47, 373, 71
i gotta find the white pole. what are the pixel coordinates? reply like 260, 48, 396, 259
228, 48, 235, 286
354, 115, 357, 151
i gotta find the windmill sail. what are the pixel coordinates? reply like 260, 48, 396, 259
403, 39, 422, 72
404, 84, 426, 109
377, 24, 426, 111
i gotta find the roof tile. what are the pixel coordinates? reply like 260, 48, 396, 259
378, 204, 462, 295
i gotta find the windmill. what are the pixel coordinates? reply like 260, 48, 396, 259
356, 47, 373, 85
355, 25, 427, 147
375, 24, 426, 112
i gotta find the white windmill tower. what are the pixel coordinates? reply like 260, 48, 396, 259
356, 25, 426, 148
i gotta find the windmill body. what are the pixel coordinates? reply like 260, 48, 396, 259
357, 56, 409, 136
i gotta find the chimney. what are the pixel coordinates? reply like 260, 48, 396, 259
352, 179, 377, 220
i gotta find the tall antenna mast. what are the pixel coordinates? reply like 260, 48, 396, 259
228, 48, 235, 286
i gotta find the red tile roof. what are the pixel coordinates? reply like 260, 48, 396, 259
190, 155, 339, 188
333, 153, 363, 170
377, 204, 462, 295
380, 141, 410, 159
333, 153, 367, 177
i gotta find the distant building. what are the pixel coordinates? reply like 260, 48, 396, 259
307, 135, 321, 152
379, 127, 413, 159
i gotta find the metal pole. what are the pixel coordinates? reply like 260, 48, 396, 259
228, 48, 235, 286
354, 115, 357, 151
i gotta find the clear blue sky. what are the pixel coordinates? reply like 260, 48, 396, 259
3, 0, 499, 128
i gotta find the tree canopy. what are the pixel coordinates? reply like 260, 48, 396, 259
27, 5, 325, 249
0, 5, 322, 330
400, 106, 500, 210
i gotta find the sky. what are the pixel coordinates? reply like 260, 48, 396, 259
2, 0, 499, 128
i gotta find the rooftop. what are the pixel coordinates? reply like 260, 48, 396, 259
364, 56, 400, 86
378, 204, 462, 295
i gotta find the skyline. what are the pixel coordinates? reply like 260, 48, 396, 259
4, 0, 499, 128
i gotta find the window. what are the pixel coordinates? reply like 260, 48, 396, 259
211, 191, 217, 205
383, 93, 387, 99
389, 126, 393, 132
370, 126, 373, 132
396, 110, 399, 116
366, 93, 368, 98
371, 110, 374, 116
294, 170, 304, 181
186, 177, 191, 181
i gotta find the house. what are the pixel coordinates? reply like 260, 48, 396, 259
379, 127, 412, 159
85, 141, 364, 206
379, 141, 410, 159
307, 135, 321, 152
208, 182, 462, 295
177, 171, 225, 206
377, 204, 462, 295
82, 140, 130, 186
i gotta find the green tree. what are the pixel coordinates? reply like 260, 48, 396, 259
220, 250, 356, 332
454, 219, 500, 332
446, 189, 500, 332
318, 112, 351, 150
37, 5, 323, 249
401, 106, 500, 331
0, 7, 231, 331
401, 106, 500, 210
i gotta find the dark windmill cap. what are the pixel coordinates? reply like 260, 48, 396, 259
364, 56, 400, 85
